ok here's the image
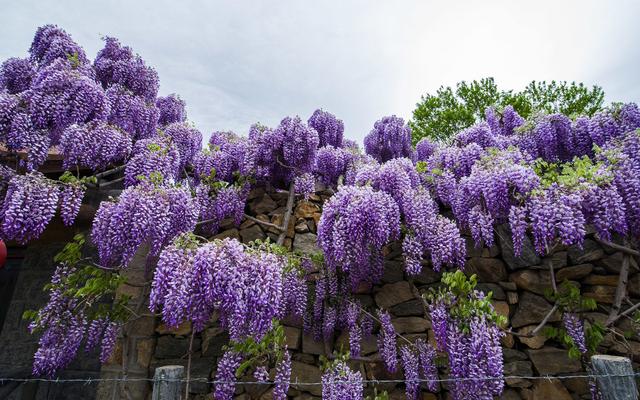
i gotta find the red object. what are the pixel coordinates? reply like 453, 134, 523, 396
0, 240, 6, 269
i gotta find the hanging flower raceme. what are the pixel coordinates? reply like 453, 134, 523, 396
1, 101, 51, 171
94, 36, 159, 101
308, 108, 344, 148
195, 183, 246, 236
59, 122, 132, 171
29, 25, 89, 68
318, 185, 400, 288
426, 271, 505, 400
356, 157, 420, 213
485, 105, 524, 137
377, 309, 398, 373
163, 122, 203, 169
454, 122, 500, 149
0, 57, 35, 94
60, 182, 85, 226
321, 359, 364, 400
92, 182, 198, 267
562, 312, 587, 354
364, 115, 414, 162
415, 137, 437, 162
314, 145, 353, 187
151, 236, 286, 338
106, 84, 159, 140
124, 134, 181, 187
193, 130, 250, 183
27, 58, 109, 143
156, 94, 187, 126
0, 172, 59, 244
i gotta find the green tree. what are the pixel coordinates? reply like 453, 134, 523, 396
410, 78, 605, 144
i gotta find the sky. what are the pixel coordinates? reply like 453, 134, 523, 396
1, 0, 639, 144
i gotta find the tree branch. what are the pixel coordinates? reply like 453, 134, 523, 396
606, 301, 640, 327
276, 181, 296, 246
243, 214, 283, 231
594, 237, 640, 257
185, 330, 195, 398
531, 303, 559, 336
606, 253, 630, 326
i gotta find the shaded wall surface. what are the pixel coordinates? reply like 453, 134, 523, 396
0, 187, 638, 399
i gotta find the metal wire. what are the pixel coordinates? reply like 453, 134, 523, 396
1, 372, 638, 386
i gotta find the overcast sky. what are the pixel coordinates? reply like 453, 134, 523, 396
1, 0, 639, 143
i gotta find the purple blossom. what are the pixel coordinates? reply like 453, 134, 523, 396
273, 350, 291, 400
321, 360, 363, 400
377, 309, 398, 373
156, 94, 187, 126
562, 312, 587, 353
364, 115, 413, 162
214, 350, 243, 400
163, 122, 203, 169
308, 108, 344, 148
400, 345, 420, 400
0, 57, 35, 94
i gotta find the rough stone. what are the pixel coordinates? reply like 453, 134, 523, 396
465, 236, 500, 258
501, 389, 521, 400
556, 264, 593, 282
391, 317, 430, 334
544, 251, 568, 268
250, 195, 277, 215
295, 201, 320, 219
135, 338, 154, 369
294, 222, 309, 233
293, 233, 318, 254
156, 321, 192, 336
212, 228, 240, 240
504, 361, 533, 387
507, 291, 518, 304
375, 281, 415, 309
629, 274, 640, 297
465, 257, 508, 282
581, 274, 619, 286
496, 224, 540, 270
512, 292, 561, 328
516, 325, 548, 349
381, 260, 405, 283
583, 285, 616, 304
301, 333, 324, 355
529, 379, 572, 400
283, 326, 301, 350
598, 251, 625, 273
503, 348, 528, 362
568, 239, 603, 264
510, 270, 551, 296
412, 266, 441, 284
390, 299, 425, 317
492, 301, 510, 327
155, 336, 199, 359
527, 347, 582, 375
290, 361, 322, 396
476, 283, 506, 300
239, 224, 265, 243
202, 328, 228, 357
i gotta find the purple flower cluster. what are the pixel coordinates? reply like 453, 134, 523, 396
455, 122, 499, 149
415, 339, 439, 392
163, 122, 203, 169
59, 122, 132, 171
294, 172, 315, 198
0, 57, 35, 94
151, 237, 285, 338
321, 360, 364, 400
415, 137, 437, 161
29, 25, 89, 68
273, 349, 291, 399
0, 172, 59, 244
318, 185, 400, 288
193, 131, 249, 183
400, 345, 420, 399
214, 350, 243, 400
106, 84, 159, 140
307, 108, 344, 148
124, 135, 181, 186
485, 105, 524, 137
314, 145, 353, 186
60, 184, 85, 226
92, 183, 198, 267
364, 115, 413, 162
562, 312, 587, 354
156, 94, 187, 126
377, 309, 398, 373
195, 184, 246, 236
94, 36, 159, 101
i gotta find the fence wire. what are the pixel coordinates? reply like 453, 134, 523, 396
1, 372, 639, 386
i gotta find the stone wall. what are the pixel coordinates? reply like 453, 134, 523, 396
143, 188, 639, 400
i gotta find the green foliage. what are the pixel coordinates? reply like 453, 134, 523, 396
66, 52, 81, 68
365, 389, 389, 400
410, 78, 605, 143
426, 270, 508, 331
59, 171, 96, 186
544, 321, 605, 359
532, 156, 614, 190
228, 321, 286, 378
23, 234, 131, 329
545, 281, 597, 312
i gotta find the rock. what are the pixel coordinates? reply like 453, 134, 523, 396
544, 251, 568, 269
381, 260, 405, 283
501, 389, 521, 400
562, 375, 590, 395
202, 328, 228, 356
512, 292, 560, 328
156, 321, 192, 336
583, 285, 616, 304
598, 252, 625, 273
476, 283, 506, 300
391, 317, 430, 334
581, 274, 619, 286
294, 222, 309, 233
155, 336, 199, 359
492, 301, 510, 327
465, 236, 500, 257
465, 257, 508, 282
496, 224, 540, 270
556, 264, 593, 282
609, 339, 640, 361
390, 299, 425, 317
503, 348, 528, 362
302, 333, 324, 355
629, 274, 640, 297
510, 270, 551, 296
136, 338, 154, 369
212, 228, 240, 240
412, 266, 442, 284
568, 239, 603, 264
530, 379, 572, 400
516, 325, 548, 349
504, 361, 533, 387
284, 326, 301, 350
507, 291, 518, 304
250, 195, 277, 215
375, 281, 415, 309
527, 347, 582, 375
293, 233, 318, 254
239, 224, 265, 243
502, 332, 515, 348
290, 361, 322, 396
499, 281, 518, 291
295, 201, 320, 219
